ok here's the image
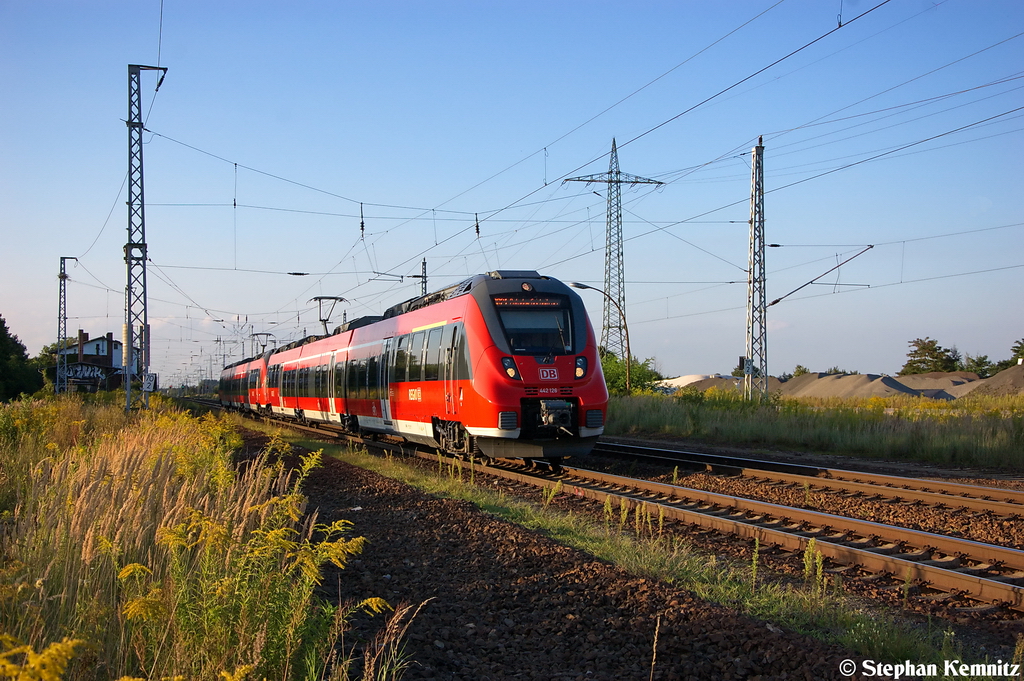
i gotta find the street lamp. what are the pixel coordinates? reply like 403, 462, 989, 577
569, 282, 631, 395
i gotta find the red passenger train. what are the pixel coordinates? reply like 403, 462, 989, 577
219, 271, 608, 459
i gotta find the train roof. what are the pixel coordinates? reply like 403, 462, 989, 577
222, 271, 566, 373
332, 315, 383, 334
382, 270, 548, 319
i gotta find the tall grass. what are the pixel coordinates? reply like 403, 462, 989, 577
607, 389, 1024, 469
0, 395, 403, 680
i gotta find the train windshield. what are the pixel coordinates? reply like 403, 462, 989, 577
492, 294, 573, 355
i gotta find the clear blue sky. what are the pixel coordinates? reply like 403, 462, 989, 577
2, 0, 1022, 384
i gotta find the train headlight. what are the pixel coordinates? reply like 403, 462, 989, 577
575, 356, 588, 379
501, 357, 521, 380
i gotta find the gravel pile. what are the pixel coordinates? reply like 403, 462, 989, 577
304, 457, 859, 680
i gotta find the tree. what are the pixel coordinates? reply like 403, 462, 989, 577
600, 351, 664, 395
898, 337, 958, 375
27, 337, 75, 384
962, 353, 994, 378
991, 338, 1024, 374
0, 315, 43, 401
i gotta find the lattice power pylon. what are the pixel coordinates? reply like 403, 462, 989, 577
124, 64, 167, 411
55, 256, 76, 394
744, 137, 768, 400
564, 139, 662, 360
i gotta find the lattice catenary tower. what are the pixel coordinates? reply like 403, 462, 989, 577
124, 64, 167, 410
564, 140, 662, 359
744, 137, 767, 400
55, 256, 77, 394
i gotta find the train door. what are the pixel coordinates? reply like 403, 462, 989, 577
379, 337, 394, 426
331, 351, 347, 422
442, 323, 464, 417
328, 354, 338, 418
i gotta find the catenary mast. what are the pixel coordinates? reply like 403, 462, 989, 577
564, 140, 662, 360
56, 256, 76, 394
124, 65, 166, 410
744, 137, 767, 400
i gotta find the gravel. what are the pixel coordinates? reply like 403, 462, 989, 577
303, 455, 861, 680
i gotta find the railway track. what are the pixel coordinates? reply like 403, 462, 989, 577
419, 451, 1024, 614
191, 400, 1024, 613
594, 440, 1024, 517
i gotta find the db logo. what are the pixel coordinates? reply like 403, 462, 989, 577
539, 367, 559, 381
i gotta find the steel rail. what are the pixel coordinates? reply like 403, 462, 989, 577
196, 400, 1024, 609
558, 465, 1024, 571
595, 441, 1024, 512
736, 469, 1024, 517
420, 452, 1024, 612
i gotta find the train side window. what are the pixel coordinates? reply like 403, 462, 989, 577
408, 332, 424, 382
424, 327, 443, 381
346, 352, 358, 395
333, 356, 346, 398
367, 354, 379, 400
454, 323, 472, 379
356, 357, 367, 399
392, 335, 408, 383
347, 355, 358, 398
349, 359, 359, 399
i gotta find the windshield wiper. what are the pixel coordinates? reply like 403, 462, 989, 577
551, 315, 569, 360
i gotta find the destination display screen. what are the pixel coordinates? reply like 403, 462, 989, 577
492, 295, 565, 308
492, 295, 573, 355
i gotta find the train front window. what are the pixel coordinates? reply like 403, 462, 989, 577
492, 294, 573, 355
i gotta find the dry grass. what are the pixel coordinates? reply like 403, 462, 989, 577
0, 395, 415, 680
607, 389, 1024, 470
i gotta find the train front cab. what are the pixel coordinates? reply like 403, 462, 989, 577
463, 272, 608, 460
